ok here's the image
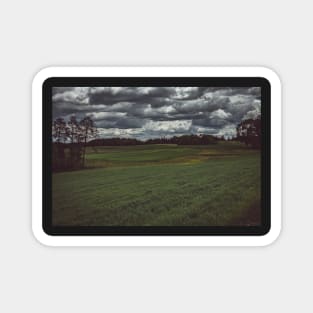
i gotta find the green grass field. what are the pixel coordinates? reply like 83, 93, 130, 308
52, 142, 261, 226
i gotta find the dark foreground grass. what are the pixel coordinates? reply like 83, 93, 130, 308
52, 143, 261, 226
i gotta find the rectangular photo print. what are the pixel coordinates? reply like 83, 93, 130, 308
46, 80, 269, 236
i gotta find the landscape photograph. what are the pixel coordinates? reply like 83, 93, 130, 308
52, 86, 261, 227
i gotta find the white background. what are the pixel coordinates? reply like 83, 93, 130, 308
0, 0, 310, 312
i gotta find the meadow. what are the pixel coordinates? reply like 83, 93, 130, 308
52, 142, 261, 226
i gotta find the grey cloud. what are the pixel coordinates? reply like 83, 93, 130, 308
52, 87, 76, 96
52, 86, 261, 139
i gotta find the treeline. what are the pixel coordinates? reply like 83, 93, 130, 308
86, 138, 143, 146
145, 134, 218, 145
87, 134, 218, 146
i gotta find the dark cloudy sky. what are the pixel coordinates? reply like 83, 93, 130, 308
52, 86, 261, 140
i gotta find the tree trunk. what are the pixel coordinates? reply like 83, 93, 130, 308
82, 129, 88, 168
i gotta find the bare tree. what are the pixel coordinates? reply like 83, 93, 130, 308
79, 116, 98, 167
68, 116, 80, 143
236, 117, 261, 148
52, 118, 68, 143
52, 116, 97, 171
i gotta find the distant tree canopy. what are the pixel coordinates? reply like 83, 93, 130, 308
87, 138, 143, 146
52, 116, 97, 172
87, 134, 218, 146
236, 117, 261, 148
146, 134, 218, 145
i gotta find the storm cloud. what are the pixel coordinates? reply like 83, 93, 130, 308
52, 86, 261, 140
